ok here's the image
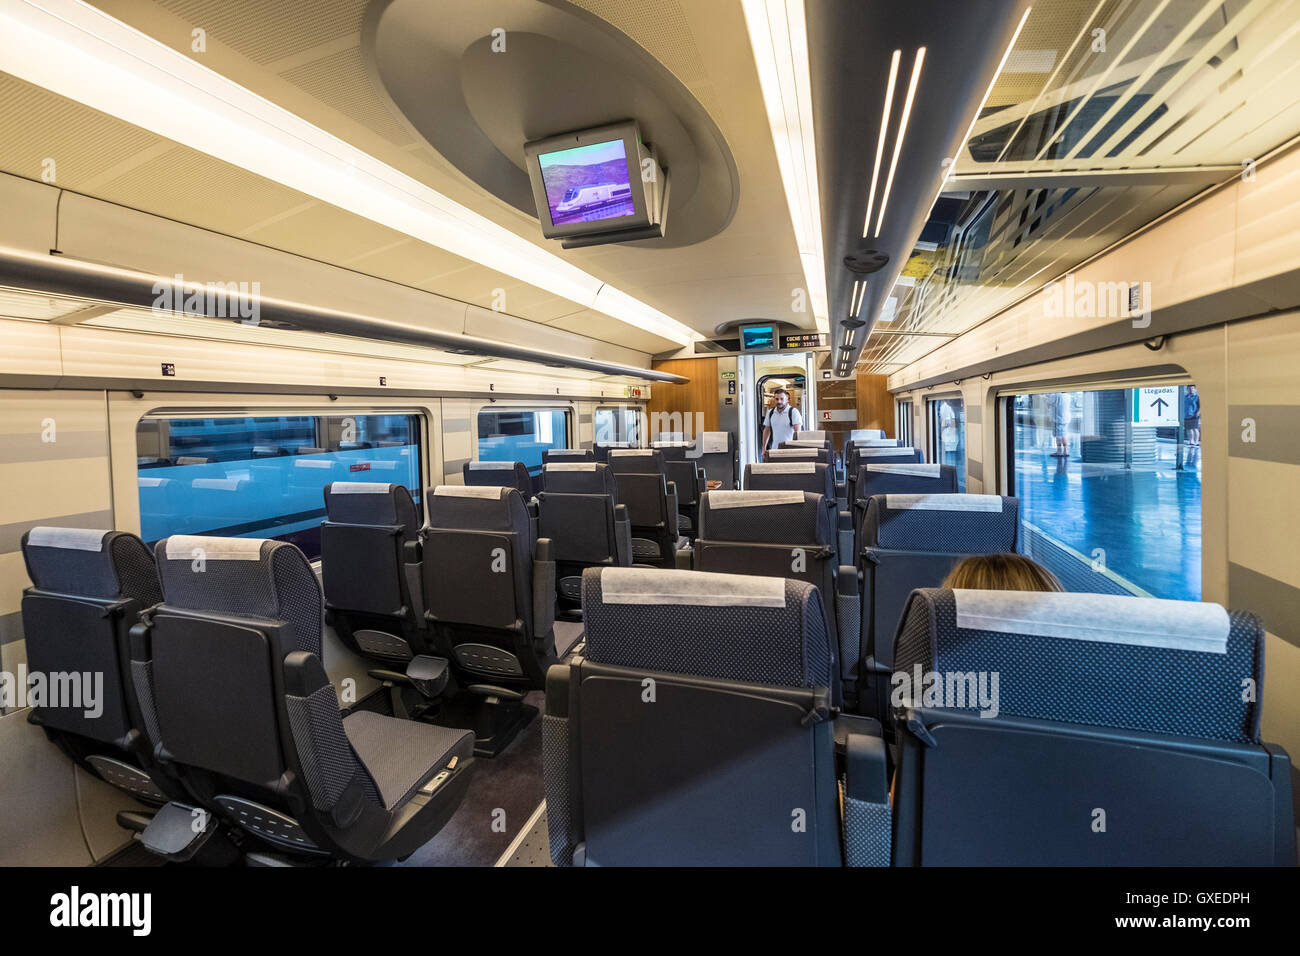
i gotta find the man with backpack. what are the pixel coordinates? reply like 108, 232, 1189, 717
761, 387, 803, 458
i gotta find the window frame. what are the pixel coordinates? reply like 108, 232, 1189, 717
925, 393, 966, 491
473, 403, 574, 480
593, 403, 644, 445
896, 398, 914, 448
133, 406, 429, 560
995, 376, 1201, 600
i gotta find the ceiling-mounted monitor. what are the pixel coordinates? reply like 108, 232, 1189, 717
738, 323, 778, 352
524, 120, 669, 248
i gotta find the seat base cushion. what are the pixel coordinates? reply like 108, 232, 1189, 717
343, 712, 473, 810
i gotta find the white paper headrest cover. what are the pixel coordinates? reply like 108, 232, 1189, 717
866, 463, 941, 477
884, 494, 1001, 511
954, 590, 1230, 654
434, 485, 504, 499
165, 535, 264, 561
708, 490, 805, 510
601, 567, 785, 607
331, 482, 390, 494
27, 527, 108, 552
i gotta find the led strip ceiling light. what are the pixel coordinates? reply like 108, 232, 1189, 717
863, 47, 926, 239
742, 0, 829, 332
0, 0, 694, 346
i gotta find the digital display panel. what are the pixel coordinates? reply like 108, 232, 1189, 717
537, 140, 635, 226
740, 325, 777, 351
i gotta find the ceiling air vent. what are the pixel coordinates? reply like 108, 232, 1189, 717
843, 250, 890, 274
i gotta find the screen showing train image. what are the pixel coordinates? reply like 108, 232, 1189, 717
537, 139, 635, 226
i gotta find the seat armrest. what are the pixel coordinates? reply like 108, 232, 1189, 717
283, 649, 332, 698
835, 565, 862, 684
665, 481, 679, 535
543, 662, 581, 866
533, 537, 557, 635
613, 504, 633, 566
844, 732, 889, 805
129, 620, 152, 662
401, 539, 427, 625
842, 730, 892, 867
833, 714, 883, 754
674, 547, 694, 570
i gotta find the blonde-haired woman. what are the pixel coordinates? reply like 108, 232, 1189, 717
941, 553, 1064, 592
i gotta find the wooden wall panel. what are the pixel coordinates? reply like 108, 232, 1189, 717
648, 357, 719, 435
855, 373, 895, 435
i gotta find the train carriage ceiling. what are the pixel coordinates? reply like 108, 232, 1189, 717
4, 0, 1294, 381
0, 0, 815, 361
848, 0, 1300, 376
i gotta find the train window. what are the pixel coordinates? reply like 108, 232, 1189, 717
135, 412, 422, 560
594, 404, 642, 444
927, 396, 965, 491
896, 399, 914, 447
1006, 384, 1201, 600
477, 407, 570, 481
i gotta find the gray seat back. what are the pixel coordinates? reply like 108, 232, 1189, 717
696, 431, 738, 490
542, 448, 595, 465
20, 527, 161, 747
463, 460, 532, 497
544, 567, 841, 867
537, 463, 628, 603
592, 441, 636, 463
745, 461, 834, 499
320, 482, 426, 662
857, 494, 1019, 723
422, 486, 555, 687
768, 447, 829, 464
876, 588, 1294, 866
606, 448, 665, 475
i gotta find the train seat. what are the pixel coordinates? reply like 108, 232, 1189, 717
421, 486, 558, 755
607, 449, 684, 566
848, 588, 1298, 866
537, 462, 632, 614
543, 567, 842, 866
745, 460, 835, 498
320, 482, 436, 671
852, 463, 959, 531
134, 535, 473, 862
744, 460, 848, 564
462, 460, 532, 498
688, 490, 856, 706
768, 446, 829, 463
19, 527, 178, 807
662, 458, 706, 537
542, 448, 595, 464
592, 441, 636, 462
846, 445, 922, 504
650, 439, 692, 462
696, 431, 738, 490
856, 494, 1019, 723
